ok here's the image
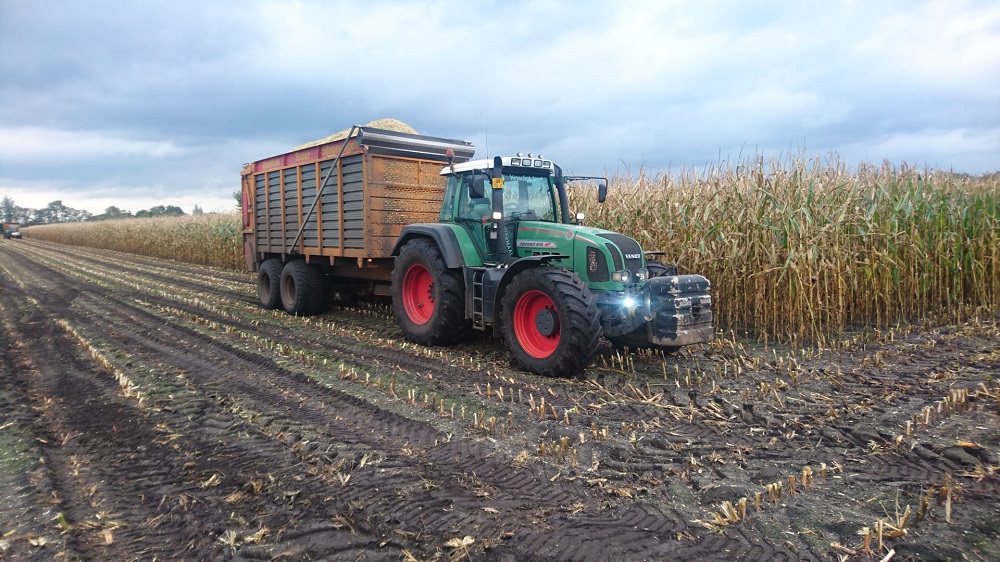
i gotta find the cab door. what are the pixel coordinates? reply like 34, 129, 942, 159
450, 172, 498, 262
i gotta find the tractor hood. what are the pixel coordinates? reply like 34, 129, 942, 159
510, 221, 644, 289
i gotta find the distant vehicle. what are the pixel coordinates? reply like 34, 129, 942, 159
2, 222, 21, 239
241, 125, 713, 377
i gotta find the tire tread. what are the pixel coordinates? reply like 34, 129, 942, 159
502, 268, 602, 377
391, 239, 469, 346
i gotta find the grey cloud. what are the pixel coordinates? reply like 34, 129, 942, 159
1, 0, 997, 214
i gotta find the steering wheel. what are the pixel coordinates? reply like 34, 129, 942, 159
503, 203, 520, 216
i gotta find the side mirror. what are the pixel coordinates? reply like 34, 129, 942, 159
598, 183, 607, 203
470, 175, 486, 199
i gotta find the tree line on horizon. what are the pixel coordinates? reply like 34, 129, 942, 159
1, 196, 202, 225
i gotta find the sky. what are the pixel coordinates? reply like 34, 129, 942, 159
1, 0, 999, 215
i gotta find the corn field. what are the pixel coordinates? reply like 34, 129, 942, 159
23, 156, 1000, 342
24, 213, 244, 270
573, 155, 1000, 342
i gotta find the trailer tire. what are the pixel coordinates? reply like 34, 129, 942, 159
280, 260, 328, 316
391, 239, 469, 346
501, 267, 601, 377
257, 259, 283, 310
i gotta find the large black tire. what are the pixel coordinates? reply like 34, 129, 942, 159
257, 259, 283, 310
280, 260, 328, 316
647, 261, 678, 277
391, 239, 469, 346
501, 268, 602, 377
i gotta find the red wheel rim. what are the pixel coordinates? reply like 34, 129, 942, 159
513, 290, 560, 358
402, 263, 434, 324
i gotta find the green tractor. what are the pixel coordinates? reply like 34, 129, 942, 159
391, 152, 713, 376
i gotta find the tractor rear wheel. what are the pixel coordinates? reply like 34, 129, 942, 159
391, 239, 469, 346
501, 268, 601, 377
280, 260, 328, 316
257, 259, 283, 310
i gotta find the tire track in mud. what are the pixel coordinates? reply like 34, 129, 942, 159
0, 313, 79, 560
5, 246, 513, 555
4, 239, 998, 560
2, 242, 783, 560
15, 240, 669, 471
14, 240, 682, 474
1, 264, 408, 560
12, 239, 703, 501
52, 256, 774, 560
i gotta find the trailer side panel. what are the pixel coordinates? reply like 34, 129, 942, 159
244, 128, 472, 267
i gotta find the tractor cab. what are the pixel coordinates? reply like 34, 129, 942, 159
439, 155, 601, 265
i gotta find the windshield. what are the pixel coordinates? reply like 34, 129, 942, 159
500, 172, 556, 221
446, 169, 558, 223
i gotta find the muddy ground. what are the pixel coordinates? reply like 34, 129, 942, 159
0, 239, 997, 561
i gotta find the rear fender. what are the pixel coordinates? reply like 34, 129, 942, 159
392, 224, 482, 268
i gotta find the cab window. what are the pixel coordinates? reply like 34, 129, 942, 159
502, 173, 556, 221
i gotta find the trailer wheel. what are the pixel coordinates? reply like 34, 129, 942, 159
257, 259, 283, 310
391, 239, 469, 345
501, 268, 601, 377
280, 260, 328, 316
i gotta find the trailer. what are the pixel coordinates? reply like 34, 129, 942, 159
241, 127, 474, 295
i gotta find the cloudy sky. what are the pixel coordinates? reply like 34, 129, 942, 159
1, 0, 998, 214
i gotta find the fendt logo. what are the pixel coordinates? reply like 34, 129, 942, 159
518, 241, 558, 249
624, 253, 641, 260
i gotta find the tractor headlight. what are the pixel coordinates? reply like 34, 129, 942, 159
623, 294, 652, 320
636, 268, 648, 281
612, 269, 633, 283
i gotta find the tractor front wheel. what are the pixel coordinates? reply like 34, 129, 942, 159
501, 268, 601, 377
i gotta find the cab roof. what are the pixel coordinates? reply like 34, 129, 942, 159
441, 155, 554, 175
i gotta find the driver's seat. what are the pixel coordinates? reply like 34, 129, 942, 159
470, 198, 491, 220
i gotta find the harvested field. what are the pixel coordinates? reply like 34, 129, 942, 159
1, 238, 998, 561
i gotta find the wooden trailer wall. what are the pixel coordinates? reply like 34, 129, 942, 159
244, 139, 449, 264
